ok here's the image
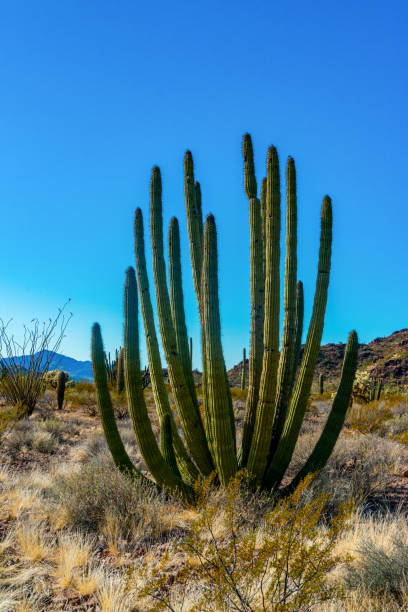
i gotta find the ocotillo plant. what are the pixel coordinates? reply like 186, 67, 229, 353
241, 348, 246, 390
92, 134, 358, 500
319, 374, 324, 395
56, 370, 65, 410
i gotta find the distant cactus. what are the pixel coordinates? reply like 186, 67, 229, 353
56, 370, 66, 410
241, 348, 246, 390
92, 134, 358, 500
319, 374, 324, 395
375, 378, 383, 401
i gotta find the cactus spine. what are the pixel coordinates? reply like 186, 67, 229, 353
91, 134, 357, 501
241, 348, 246, 390
56, 370, 65, 410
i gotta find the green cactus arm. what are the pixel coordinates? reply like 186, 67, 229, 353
91, 322, 147, 482
168, 216, 198, 406
134, 208, 198, 484
375, 379, 383, 401
123, 267, 195, 502
189, 337, 193, 366
184, 152, 203, 303
201, 214, 238, 485
160, 413, 182, 479
282, 330, 358, 494
247, 146, 281, 483
268, 157, 298, 462
260, 177, 267, 276
264, 196, 333, 489
238, 197, 265, 467
150, 167, 213, 476
243, 133, 257, 199
117, 348, 125, 394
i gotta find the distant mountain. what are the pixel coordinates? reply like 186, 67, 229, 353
1, 350, 93, 381
227, 329, 408, 387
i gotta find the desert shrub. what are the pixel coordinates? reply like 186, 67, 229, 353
346, 401, 393, 434
42, 370, 71, 389
345, 538, 408, 603
289, 433, 401, 514
66, 382, 97, 415
31, 430, 58, 453
230, 387, 248, 400
52, 456, 170, 544
136, 474, 350, 611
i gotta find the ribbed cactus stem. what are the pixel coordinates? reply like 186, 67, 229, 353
56, 370, 65, 410
168, 216, 197, 405
134, 208, 198, 484
241, 348, 246, 390
239, 196, 265, 467
290, 281, 304, 391
247, 146, 281, 483
189, 337, 193, 366
91, 322, 146, 481
117, 348, 125, 394
160, 413, 181, 479
243, 133, 257, 199
150, 167, 213, 476
319, 373, 324, 395
202, 214, 238, 485
283, 331, 358, 494
264, 196, 333, 489
268, 157, 298, 462
124, 267, 194, 502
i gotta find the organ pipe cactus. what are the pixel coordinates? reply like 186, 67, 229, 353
117, 348, 125, 394
92, 134, 358, 501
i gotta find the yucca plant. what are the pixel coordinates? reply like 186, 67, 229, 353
91, 134, 358, 501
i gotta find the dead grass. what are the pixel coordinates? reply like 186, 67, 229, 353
0, 392, 406, 610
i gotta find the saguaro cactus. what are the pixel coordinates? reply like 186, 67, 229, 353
319, 374, 324, 395
117, 348, 125, 394
92, 134, 358, 501
56, 370, 66, 410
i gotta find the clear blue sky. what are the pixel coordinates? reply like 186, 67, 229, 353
1, 0, 407, 369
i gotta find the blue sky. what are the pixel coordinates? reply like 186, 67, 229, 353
1, 0, 407, 368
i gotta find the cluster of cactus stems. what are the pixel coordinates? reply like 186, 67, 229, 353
92, 134, 358, 502
370, 378, 383, 401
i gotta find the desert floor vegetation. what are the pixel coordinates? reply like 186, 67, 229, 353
0, 389, 408, 610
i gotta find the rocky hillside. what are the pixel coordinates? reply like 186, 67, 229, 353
227, 329, 408, 387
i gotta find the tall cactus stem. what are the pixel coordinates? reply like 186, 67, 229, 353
124, 266, 194, 502
319, 373, 324, 395
264, 196, 333, 489
168, 216, 198, 405
150, 167, 213, 475
91, 322, 147, 481
117, 348, 125, 394
247, 146, 281, 483
134, 208, 198, 484
201, 214, 238, 485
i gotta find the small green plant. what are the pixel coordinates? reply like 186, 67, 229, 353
135, 473, 351, 611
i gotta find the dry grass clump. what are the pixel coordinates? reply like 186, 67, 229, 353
346, 400, 393, 434
1, 418, 73, 456
288, 431, 402, 514
51, 455, 176, 547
